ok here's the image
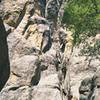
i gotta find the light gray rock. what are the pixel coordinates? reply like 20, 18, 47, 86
0, 86, 32, 100
1, 1, 100, 100
8, 55, 41, 86
31, 86, 62, 100
0, 85, 61, 100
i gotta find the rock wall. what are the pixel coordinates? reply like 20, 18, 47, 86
0, 0, 100, 100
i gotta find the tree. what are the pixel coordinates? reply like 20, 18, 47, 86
62, 0, 100, 45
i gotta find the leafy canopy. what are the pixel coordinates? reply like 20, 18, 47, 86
62, 0, 100, 44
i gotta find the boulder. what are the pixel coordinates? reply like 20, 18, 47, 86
7, 55, 41, 87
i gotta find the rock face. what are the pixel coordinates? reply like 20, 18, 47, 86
0, 0, 28, 27
23, 15, 52, 53
9, 55, 41, 86
0, 30, 60, 100
79, 68, 100, 100
91, 68, 100, 100
0, 0, 100, 100
79, 77, 95, 100
45, 0, 64, 27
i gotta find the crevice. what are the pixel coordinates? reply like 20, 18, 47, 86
15, 3, 27, 28
9, 86, 20, 91
0, 17, 10, 92
11, 71, 21, 77
31, 60, 41, 86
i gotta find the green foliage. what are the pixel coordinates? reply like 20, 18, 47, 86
62, 0, 100, 45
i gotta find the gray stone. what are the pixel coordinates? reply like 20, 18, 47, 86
0, 86, 32, 100
7, 55, 41, 87
92, 68, 100, 100
45, 0, 64, 28
79, 77, 95, 100
31, 86, 62, 100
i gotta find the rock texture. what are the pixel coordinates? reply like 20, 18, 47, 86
0, 0, 100, 100
79, 68, 100, 100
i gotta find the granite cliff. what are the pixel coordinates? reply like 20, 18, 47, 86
0, 0, 100, 100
